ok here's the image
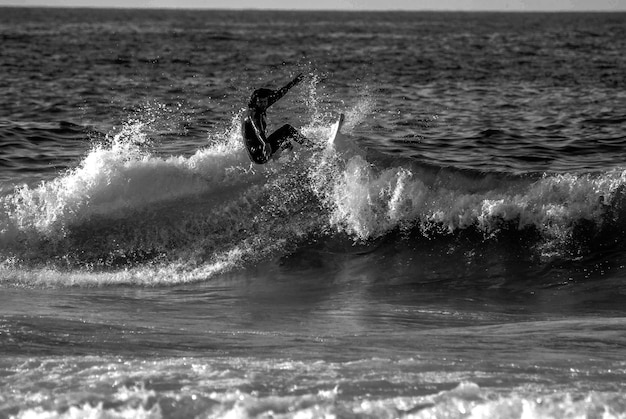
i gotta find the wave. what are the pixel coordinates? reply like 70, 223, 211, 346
0, 111, 345, 285
329, 156, 626, 240
2, 104, 626, 286
5, 355, 625, 419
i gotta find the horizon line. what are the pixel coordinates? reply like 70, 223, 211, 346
1, 4, 625, 12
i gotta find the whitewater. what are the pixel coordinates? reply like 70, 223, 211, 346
2, 103, 626, 286
1, 8, 626, 419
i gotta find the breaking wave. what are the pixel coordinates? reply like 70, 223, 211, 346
2, 101, 626, 286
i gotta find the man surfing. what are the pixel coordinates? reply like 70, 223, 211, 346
242, 73, 311, 164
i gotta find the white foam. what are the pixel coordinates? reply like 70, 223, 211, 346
6, 355, 625, 419
3, 84, 626, 285
13, 380, 623, 419
1, 116, 266, 237
323, 156, 626, 243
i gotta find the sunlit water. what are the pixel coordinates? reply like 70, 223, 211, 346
1, 8, 625, 418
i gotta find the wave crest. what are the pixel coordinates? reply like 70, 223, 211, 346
2, 105, 626, 286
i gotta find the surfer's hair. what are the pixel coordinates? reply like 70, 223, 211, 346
249, 88, 274, 109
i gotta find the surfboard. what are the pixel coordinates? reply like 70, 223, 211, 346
328, 113, 345, 145
328, 114, 365, 159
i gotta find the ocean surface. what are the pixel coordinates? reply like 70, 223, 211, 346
1, 7, 626, 418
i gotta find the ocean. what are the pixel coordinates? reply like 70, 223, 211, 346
1, 7, 625, 418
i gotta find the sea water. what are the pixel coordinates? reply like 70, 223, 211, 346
1, 8, 625, 418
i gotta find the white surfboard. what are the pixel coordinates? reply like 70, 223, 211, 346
328, 113, 345, 145
329, 114, 365, 158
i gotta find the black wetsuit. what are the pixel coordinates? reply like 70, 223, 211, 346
241, 75, 306, 164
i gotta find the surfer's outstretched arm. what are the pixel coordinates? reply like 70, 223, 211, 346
268, 73, 304, 107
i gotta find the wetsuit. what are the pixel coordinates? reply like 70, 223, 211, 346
242, 75, 307, 164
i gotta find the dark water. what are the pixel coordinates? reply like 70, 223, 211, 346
1, 8, 626, 418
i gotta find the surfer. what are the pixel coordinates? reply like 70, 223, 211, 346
242, 73, 311, 164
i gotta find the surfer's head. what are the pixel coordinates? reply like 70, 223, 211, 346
249, 88, 273, 110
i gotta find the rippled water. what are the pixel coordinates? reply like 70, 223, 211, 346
1, 8, 626, 418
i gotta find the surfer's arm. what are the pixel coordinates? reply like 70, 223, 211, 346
250, 117, 272, 159
243, 114, 272, 161
268, 73, 304, 107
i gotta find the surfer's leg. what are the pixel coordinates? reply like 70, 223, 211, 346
267, 124, 311, 151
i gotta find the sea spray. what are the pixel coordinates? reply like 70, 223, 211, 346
321, 153, 626, 250
0, 112, 339, 284
3, 85, 626, 285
